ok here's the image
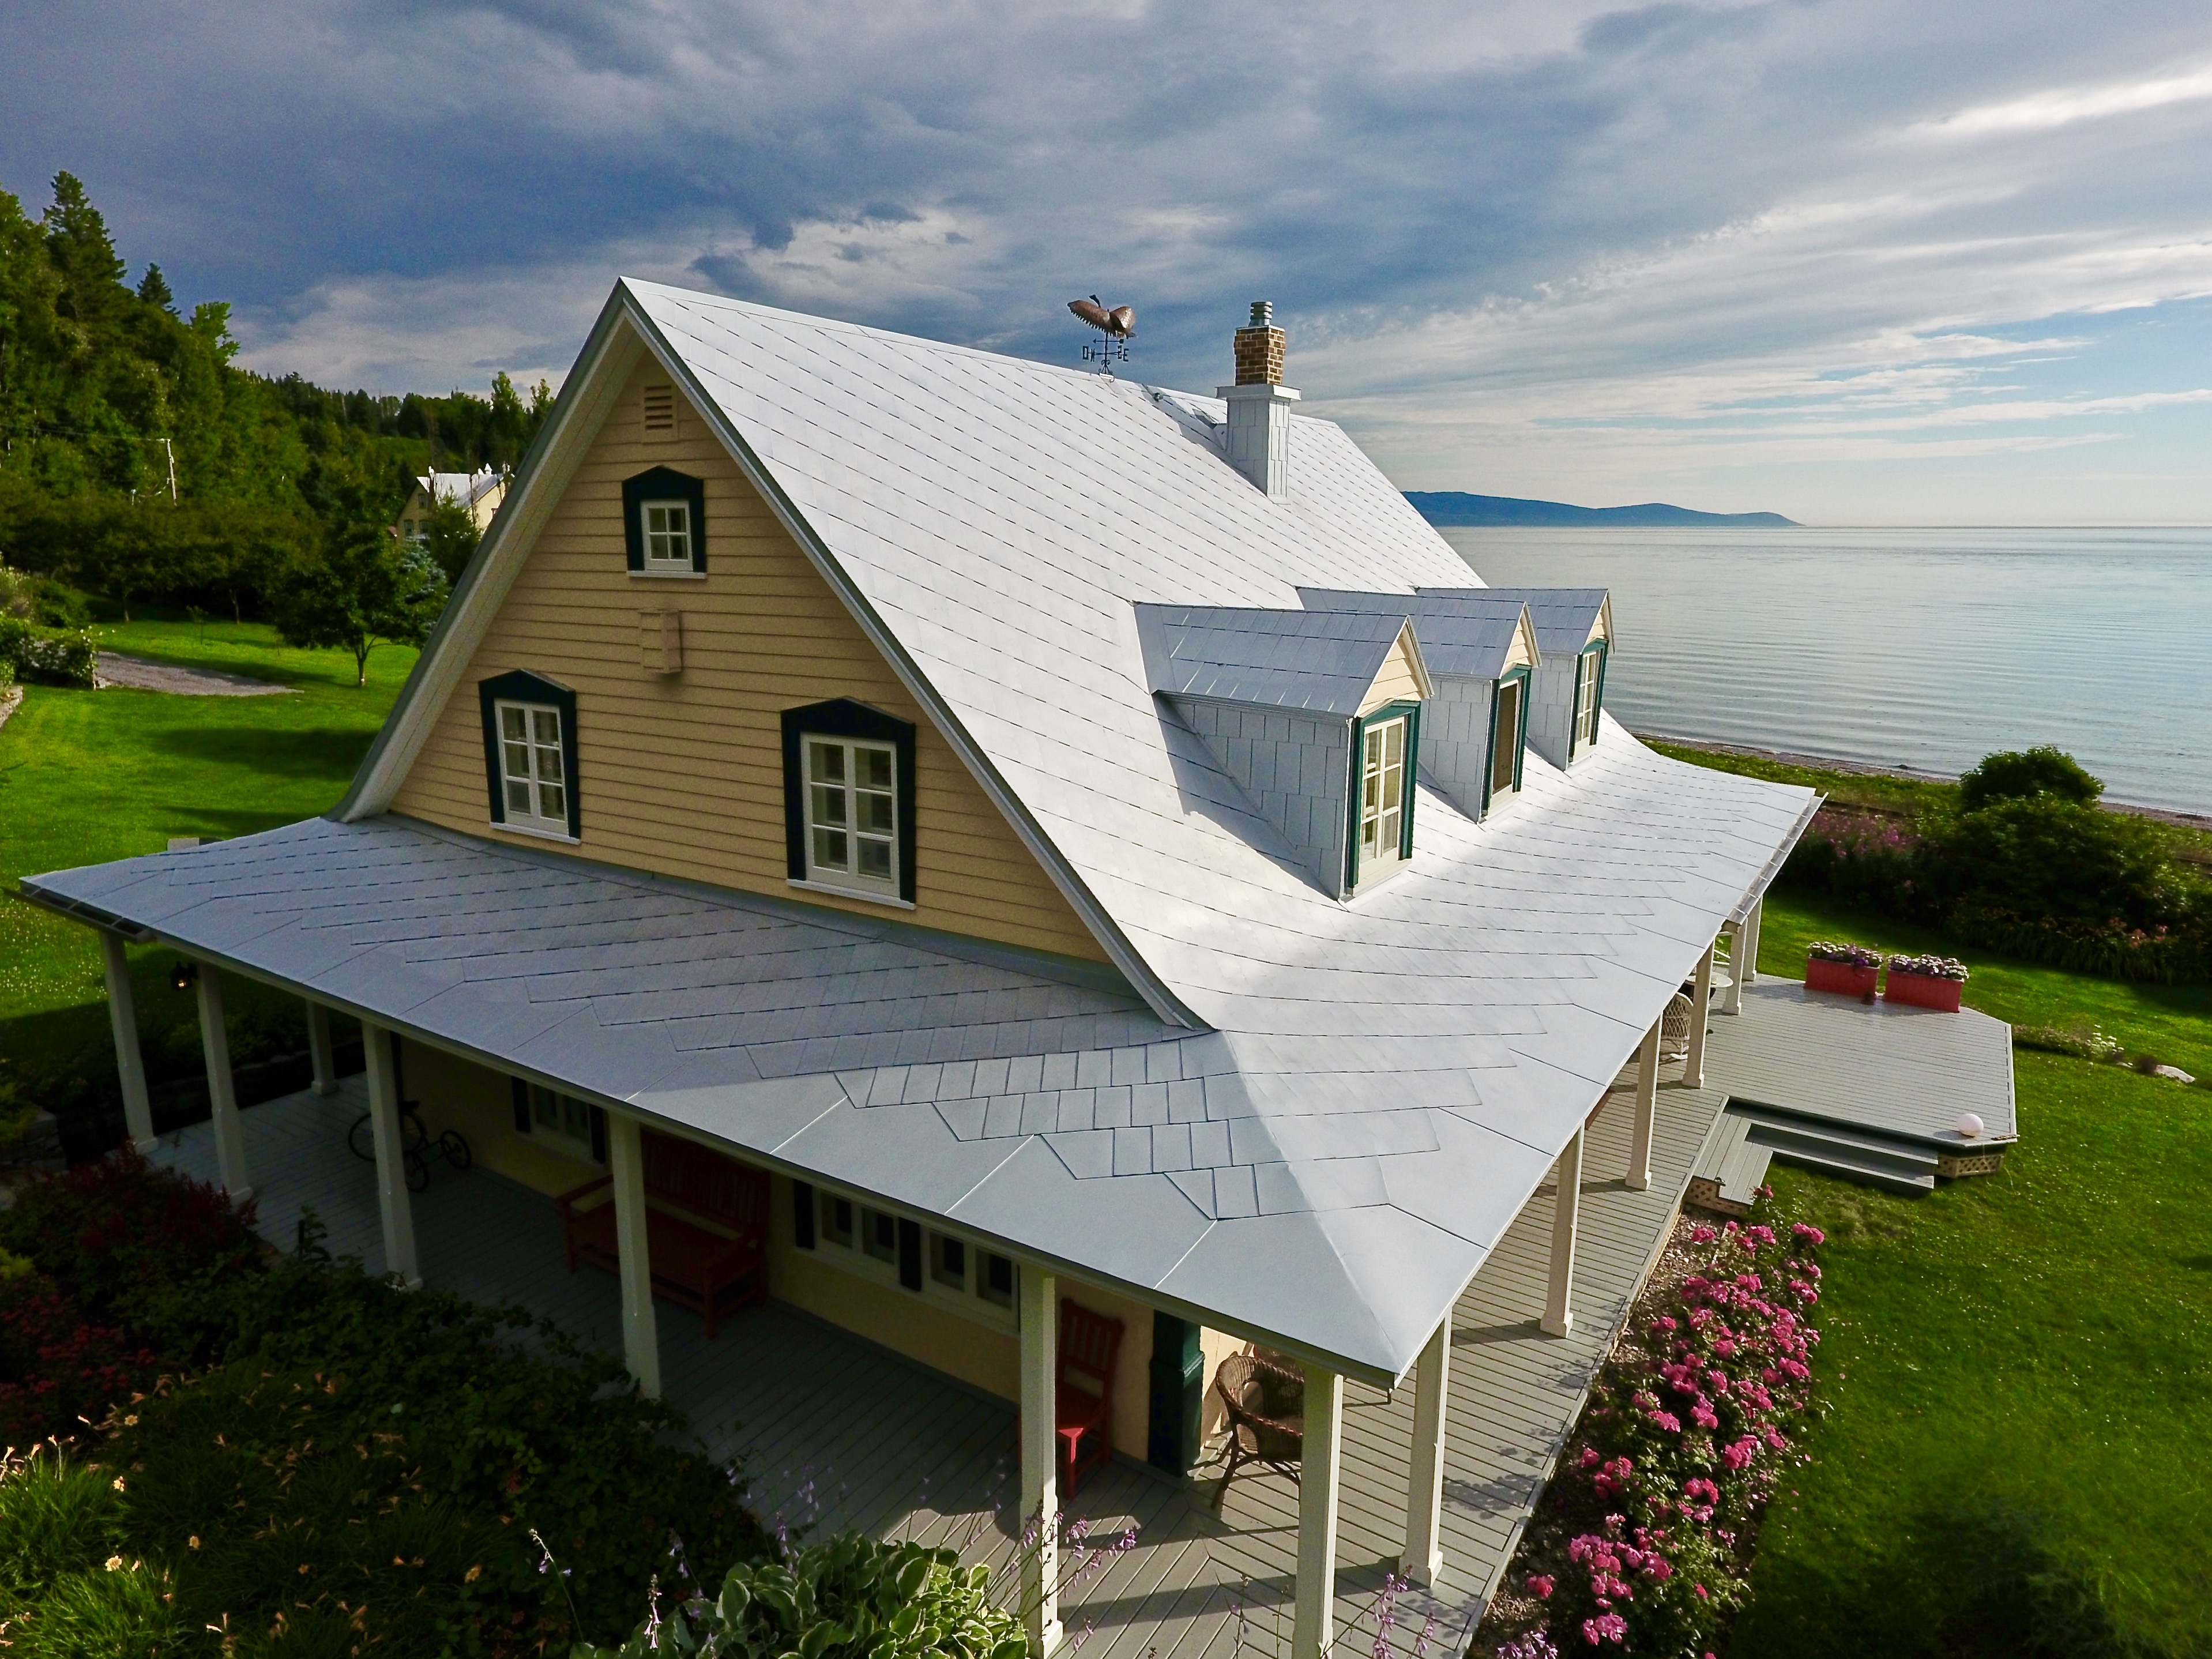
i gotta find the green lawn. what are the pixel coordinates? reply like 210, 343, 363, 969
0, 620, 412, 1093
1724, 889, 2212, 1654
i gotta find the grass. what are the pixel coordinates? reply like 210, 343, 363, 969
1722, 885, 2212, 1653
0, 619, 413, 1094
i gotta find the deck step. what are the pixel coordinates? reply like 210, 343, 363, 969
1732, 1107, 1944, 1174
1687, 1112, 1774, 1213
1760, 1142, 1938, 1196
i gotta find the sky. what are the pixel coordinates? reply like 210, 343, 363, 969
6, 0, 2211, 524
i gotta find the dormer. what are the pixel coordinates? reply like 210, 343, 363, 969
1423, 588, 1611, 770
1299, 589, 1538, 821
1135, 604, 1433, 898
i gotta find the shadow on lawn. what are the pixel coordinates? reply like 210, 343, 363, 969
145, 725, 375, 778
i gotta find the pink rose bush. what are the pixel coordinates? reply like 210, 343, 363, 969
1509, 1207, 1826, 1653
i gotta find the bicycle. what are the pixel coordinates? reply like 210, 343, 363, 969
347, 1100, 472, 1192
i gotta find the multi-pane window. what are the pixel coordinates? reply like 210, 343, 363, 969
641, 501, 692, 568
819, 1191, 855, 1248
496, 701, 569, 834
801, 1180, 1017, 1328
1573, 650, 1603, 753
1359, 715, 1408, 873
861, 1206, 898, 1265
977, 1248, 1015, 1309
931, 1232, 966, 1289
526, 1083, 595, 1161
804, 736, 898, 895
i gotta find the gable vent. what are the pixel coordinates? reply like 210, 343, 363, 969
642, 383, 676, 435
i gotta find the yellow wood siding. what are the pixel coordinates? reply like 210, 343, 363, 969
390, 362, 1107, 961
1359, 627, 1427, 714
1505, 615, 1537, 672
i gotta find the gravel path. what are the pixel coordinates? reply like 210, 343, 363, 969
96, 652, 296, 696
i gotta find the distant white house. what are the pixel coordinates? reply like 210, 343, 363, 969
394, 468, 505, 544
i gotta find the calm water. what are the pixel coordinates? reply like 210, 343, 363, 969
1440, 527, 2212, 815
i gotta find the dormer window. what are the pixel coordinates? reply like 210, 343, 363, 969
622, 467, 706, 577
1488, 669, 1528, 807
1571, 645, 1607, 755
1355, 708, 1415, 882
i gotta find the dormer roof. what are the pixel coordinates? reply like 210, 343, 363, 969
1135, 604, 1431, 716
1427, 586, 1612, 654
1297, 588, 1537, 680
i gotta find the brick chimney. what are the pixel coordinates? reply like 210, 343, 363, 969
1219, 299, 1298, 499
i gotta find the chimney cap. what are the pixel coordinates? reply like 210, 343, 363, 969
1248, 300, 1273, 328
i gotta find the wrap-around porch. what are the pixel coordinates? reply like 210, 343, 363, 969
147, 1064, 1727, 1659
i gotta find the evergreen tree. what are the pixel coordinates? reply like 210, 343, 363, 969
136, 263, 174, 311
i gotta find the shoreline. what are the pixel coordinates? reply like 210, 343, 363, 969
1639, 732, 2212, 832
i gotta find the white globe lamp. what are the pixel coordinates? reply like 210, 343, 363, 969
1954, 1111, 1984, 1140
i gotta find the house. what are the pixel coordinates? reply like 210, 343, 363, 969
24, 284, 2007, 1657
394, 467, 505, 544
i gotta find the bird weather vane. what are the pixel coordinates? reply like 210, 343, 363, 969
1067, 295, 1135, 373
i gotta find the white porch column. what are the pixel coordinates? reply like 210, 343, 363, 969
1541, 1128, 1582, 1337
1721, 923, 1745, 1016
1685, 942, 1715, 1090
194, 965, 251, 1202
1293, 1363, 1344, 1659
1627, 1015, 1661, 1192
1741, 897, 1762, 986
606, 1111, 663, 1400
360, 1025, 421, 1288
1020, 1269, 1062, 1656
100, 934, 156, 1150
306, 1002, 339, 1096
1400, 1318, 1450, 1586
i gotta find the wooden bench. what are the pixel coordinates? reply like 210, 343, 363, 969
557, 1130, 769, 1337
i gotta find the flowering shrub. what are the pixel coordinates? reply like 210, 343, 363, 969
0, 615, 97, 688
0, 1273, 160, 1447
0, 1145, 261, 1326
1508, 1209, 1827, 1653
1805, 941, 1880, 969
1886, 953, 1968, 981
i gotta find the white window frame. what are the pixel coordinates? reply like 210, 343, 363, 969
1572, 648, 1602, 754
638, 499, 694, 571
807, 1183, 1018, 1333
1356, 713, 1409, 880
801, 733, 900, 899
494, 699, 570, 838
523, 1082, 596, 1163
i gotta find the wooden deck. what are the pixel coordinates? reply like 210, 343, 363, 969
1705, 980, 2017, 1147
149, 1071, 1728, 1658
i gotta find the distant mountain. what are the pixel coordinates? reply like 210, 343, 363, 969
1406, 492, 1799, 528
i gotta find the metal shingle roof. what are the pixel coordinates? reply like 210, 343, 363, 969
1296, 588, 1534, 679
31, 284, 1818, 1380
1428, 586, 1610, 655
1135, 604, 1412, 715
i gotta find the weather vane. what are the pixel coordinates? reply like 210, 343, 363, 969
1067, 295, 1135, 373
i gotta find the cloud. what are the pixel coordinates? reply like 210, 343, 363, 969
6, 0, 2212, 518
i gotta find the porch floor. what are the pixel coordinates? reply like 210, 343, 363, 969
149, 1070, 1728, 1659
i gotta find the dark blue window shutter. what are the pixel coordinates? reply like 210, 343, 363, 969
511, 1078, 531, 1133
477, 668, 581, 839
621, 467, 707, 574
780, 698, 919, 903
792, 1181, 816, 1249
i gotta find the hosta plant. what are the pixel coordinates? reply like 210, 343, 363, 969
575, 1534, 1029, 1659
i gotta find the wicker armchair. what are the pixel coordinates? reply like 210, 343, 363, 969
1657, 990, 1695, 1062
1209, 1352, 1304, 1509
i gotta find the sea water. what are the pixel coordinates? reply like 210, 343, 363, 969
1439, 526, 2212, 815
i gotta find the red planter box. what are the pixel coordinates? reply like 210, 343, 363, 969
1805, 957, 1879, 997
1884, 970, 1962, 1012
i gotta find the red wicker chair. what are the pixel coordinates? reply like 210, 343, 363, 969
1056, 1299, 1125, 1499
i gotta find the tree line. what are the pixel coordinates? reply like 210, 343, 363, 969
0, 171, 555, 671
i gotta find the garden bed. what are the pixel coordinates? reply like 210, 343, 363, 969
1473, 1201, 1826, 1656
0, 1150, 769, 1653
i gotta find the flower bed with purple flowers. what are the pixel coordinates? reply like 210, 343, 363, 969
1479, 1202, 1827, 1656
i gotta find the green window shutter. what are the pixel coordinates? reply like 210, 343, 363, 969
1147, 1312, 1205, 1473
1591, 641, 1608, 745
896, 1218, 923, 1291
792, 1180, 816, 1250
780, 698, 920, 904
1344, 714, 1366, 893
511, 1077, 531, 1134
1400, 704, 1421, 859
477, 668, 581, 838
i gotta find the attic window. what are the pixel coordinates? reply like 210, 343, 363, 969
642, 383, 676, 434
622, 467, 706, 576
477, 669, 581, 841
780, 699, 919, 906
